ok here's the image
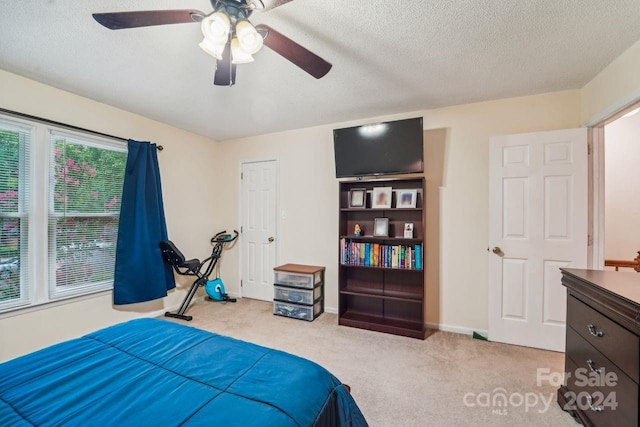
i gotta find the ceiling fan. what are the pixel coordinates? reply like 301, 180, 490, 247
92, 0, 332, 86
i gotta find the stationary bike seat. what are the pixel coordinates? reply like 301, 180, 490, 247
159, 240, 201, 273
182, 258, 201, 271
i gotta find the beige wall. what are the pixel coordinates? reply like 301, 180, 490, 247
604, 113, 640, 260
582, 38, 640, 124
0, 69, 220, 361
217, 90, 582, 332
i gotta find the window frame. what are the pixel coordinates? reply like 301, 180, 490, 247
0, 112, 127, 315
0, 118, 33, 312
47, 129, 127, 300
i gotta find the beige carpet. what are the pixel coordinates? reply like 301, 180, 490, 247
167, 299, 577, 427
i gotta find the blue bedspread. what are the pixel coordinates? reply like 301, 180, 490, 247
0, 318, 367, 426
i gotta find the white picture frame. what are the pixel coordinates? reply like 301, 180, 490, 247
372, 187, 392, 209
404, 223, 414, 238
396, 189, 417, 208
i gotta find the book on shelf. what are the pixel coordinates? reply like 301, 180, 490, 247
340, 239, 423, 270
391, 246, 398, 268
373, 243, 379, 266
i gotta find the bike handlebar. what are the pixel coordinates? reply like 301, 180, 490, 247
211, 230, 239, 244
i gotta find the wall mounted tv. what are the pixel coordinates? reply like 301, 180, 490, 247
333, 117, 423, 178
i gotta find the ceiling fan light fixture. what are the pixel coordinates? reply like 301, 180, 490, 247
201, 11, 231, 44
231, 38, 254, 64
235, 20, 263, 54
91, 1, 333, 85
199, 38, 225, 60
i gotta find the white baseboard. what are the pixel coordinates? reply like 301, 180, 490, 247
290, 303, 485, 336
426, 322, 487, 337
323, 306, 338, 314
159, 299, 491, 344
152, 295, 208, 319
321, 306, 486, 337
159, 299, 488, 339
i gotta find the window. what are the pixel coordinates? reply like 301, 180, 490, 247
0, 113, 127, 314
0, 119, 31, 311
49, 132, 127, 299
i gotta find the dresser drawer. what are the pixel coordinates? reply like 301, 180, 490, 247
563, 356, 637, 427
567, 325, 637, 390
567, 295, 639, 382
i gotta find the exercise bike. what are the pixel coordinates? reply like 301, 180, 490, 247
160, 230, 239, 321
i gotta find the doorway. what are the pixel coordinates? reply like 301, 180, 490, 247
590, 102, 640, 271
598, 104, 640, 270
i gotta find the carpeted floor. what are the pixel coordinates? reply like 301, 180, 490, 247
168, 298, 578, 427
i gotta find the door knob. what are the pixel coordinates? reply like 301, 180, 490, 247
268, 236, 275, 243
492, 246, 502, 255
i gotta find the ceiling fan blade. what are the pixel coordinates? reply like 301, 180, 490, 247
256, 24, 332, 79
214, 41, 237, 86
92, 10, 204, 30
255, 0, 295, 11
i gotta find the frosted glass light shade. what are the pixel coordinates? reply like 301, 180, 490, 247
231, 38, 254, 64
235, 20, 263, 54
199, 38, 225, 60
201, 12, 230, 44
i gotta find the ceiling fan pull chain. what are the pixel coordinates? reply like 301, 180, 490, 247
229, 32, 234, 87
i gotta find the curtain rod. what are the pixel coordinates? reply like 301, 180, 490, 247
0, 107, 163, 151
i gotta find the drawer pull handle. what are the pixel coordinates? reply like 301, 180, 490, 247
587, 324, 604, 337
586, 395, 604, 412
586, 359, 602, 374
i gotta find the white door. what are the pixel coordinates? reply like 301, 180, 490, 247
489, 128, 588, 352
240, 160, 277, 301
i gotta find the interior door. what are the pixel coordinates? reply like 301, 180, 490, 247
240, 160, 277, 301
489, 128, 588, 352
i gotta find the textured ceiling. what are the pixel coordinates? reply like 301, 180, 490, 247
1, 1, 640, 141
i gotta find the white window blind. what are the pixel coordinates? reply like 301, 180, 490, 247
0, 119, 31, 310
48, 131, 127, 299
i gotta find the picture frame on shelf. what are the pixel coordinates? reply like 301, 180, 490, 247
404, 223, 414, 238
396, 189, 417, 208
373, 217, 389, 237
372, 187, 392, 209
348, 188, 366, 208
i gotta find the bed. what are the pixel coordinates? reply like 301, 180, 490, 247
0, 318, 367, 426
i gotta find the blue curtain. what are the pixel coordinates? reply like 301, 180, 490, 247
113, 140, 175, 305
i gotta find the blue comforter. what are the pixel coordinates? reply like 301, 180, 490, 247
0, 318, 367, 426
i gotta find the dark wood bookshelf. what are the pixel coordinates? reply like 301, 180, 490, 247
338, 177, 426, 339
340, 286, 423, 303
340, 310, 425, 339
340, 207, 422, 212
340, 263, 424, 271
339, 235, 423, 244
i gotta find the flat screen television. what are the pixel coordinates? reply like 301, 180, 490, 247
333, 117, 423, 178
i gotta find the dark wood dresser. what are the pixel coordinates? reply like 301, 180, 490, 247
559, 269, 640, 427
